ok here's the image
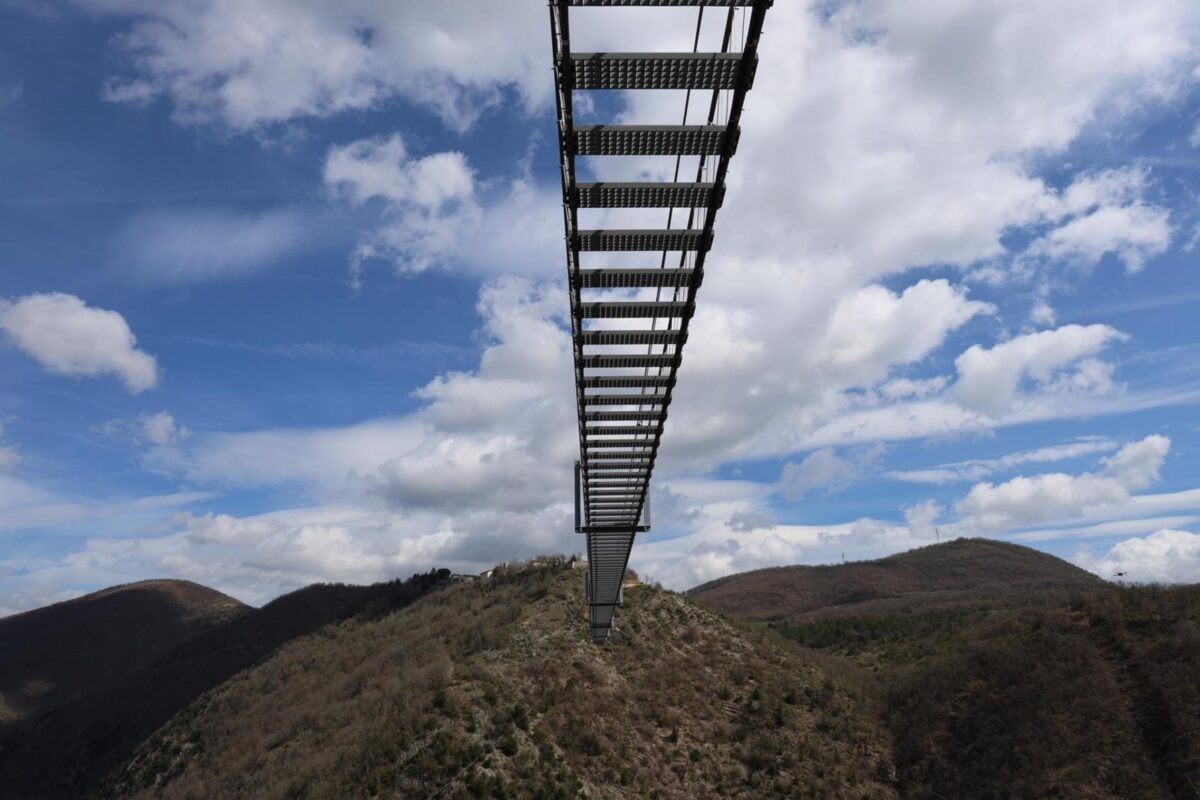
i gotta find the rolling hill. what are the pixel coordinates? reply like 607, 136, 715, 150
5, 541, 1198, 799
107, 559, 896, 799
0, 570, 452, 799
692, 539, 1200, 799
0, 579, 247, 730
689, 538, 1106, 622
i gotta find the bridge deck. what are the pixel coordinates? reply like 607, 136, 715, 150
551, 0, 770, 643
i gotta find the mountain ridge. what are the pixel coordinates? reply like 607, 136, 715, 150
0, 570, 452, 799
689, 537, 1106, 622
0, 578, 248, 730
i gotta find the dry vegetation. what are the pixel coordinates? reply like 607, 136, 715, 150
0, 571, 450, 799
110, 558, 897, 800
690, 538, 1105, 623
731, 545, 1200, 800
0, 580, 247, 729
11, 540, 1198, 799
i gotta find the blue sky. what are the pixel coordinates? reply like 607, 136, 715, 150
1, 0, 1200, 612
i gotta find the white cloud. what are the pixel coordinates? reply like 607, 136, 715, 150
725, 509, 775, 534
146, 278, 574, 518
1101, 433, 1171, 489
325, 135, 478, 279
141, 411, 190, 446
0, 469, 209, 535
779, 449, 860, 499
324, 134, 561, 282
889, 437, 1120, 484
880, 376, 950, 401
903, 499, 943, 538
80, 0, 552, 132
15, 1, 1200, 606
1076, 528, 1200, 583
1019, 168, 1172, 275
119, 207, 314, 283
99, 410, 192, 447
325, 135, 473, 207
1028, 203, 1172, 274
817, 281, 994, 389
949, 435, 1171, 533
0, 293, 158, 393
953, 324, 1128, 416
778, 443, 885, 499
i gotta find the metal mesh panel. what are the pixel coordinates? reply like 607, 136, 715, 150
575, 228, 711, 251
570, 1, 768, 6
553, 0, 771, 643
577, 268, 694, 289
575, 182, 721, 209
572, 53, 751, 90
574, 125, 736, 156
583, 354, 674, 368
583, 376, 673, 389
580, 300, 690, 318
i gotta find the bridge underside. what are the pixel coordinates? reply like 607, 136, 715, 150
551, 0, 771, 643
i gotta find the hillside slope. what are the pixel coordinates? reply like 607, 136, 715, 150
690, 539, 1200, 799
690, 538, 1105, 622
0, 579, 247, 729
0, 571, 451, 799
110, 559, 897, 800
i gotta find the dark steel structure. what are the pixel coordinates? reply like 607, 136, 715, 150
551, 0, 771, 643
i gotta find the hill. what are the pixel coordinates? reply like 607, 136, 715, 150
0, 579, 247, 730
107, 559, 897, 799
6, 543, 1198, 799
689, 538, 1105, 622
0, 570, 452, 799
692, 539, 1200, 799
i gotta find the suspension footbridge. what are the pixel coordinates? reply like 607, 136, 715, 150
550, 0, 772, 642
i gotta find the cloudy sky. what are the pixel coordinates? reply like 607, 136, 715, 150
2, 0, 1200, 613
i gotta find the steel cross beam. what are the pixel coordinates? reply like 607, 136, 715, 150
551, 0, 770, 643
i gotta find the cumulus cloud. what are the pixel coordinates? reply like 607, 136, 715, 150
325, 135, 478, 279
0, 293, 158, 393
141, 411, 190, 446
324, 134, 560, 282
80, 0, 553, 132
903, 500, 943, 539
1024, 169, 1172, 274
119, 207, 314, 283
950, 435, 1171, 533
326, 135, 473, 207
953, 324, 1128, 416
12, 1, 1200, 605
1076, 529, 1200, 583
146, 278, 575, 516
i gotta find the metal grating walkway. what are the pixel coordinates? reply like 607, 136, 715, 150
551, 0, 771, 643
